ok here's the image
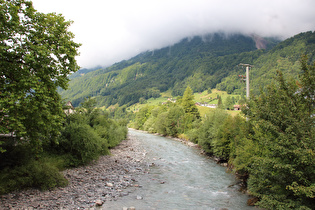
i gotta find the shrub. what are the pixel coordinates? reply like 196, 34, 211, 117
0, 159, 67, 194
58, 122, 104, 166
107, 121, 128, 148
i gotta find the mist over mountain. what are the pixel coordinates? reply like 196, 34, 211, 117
60, 31, 315, 107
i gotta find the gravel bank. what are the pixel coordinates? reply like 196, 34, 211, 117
0, 134, 149, 209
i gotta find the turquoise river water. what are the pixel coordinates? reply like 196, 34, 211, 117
105, 130, 255, 210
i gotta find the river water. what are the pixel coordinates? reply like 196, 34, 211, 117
105, 130, 254, 210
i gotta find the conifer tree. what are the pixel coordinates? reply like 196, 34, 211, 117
243, 56, 314, 209
217, 95, 223, 109
181, 86, 200, 119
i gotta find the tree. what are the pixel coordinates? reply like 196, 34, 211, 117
0, 0, 81, 153
217, 95, 223, 109
134, 105, 153, 130
243, 56, 314, 209
180, 86, 200, 119
165, 105, 185, 137
224, 96, 234, 110
197, 108, 229, 154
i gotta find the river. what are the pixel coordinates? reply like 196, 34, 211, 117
105, 129, 254, 210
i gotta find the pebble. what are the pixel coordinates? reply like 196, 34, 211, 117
106, 182, 114, 187
95, 200, 103, 206
0, 134, 149, 209
136, 195, 143, 200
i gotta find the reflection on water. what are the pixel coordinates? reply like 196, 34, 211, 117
105, 130, 254, 210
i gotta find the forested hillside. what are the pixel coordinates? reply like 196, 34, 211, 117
60, 32, 315, 107
217, 31, 315, 95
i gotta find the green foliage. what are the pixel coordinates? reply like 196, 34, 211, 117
107, 122, 128, 148
54, 99, 127, 167
0, 1, 130, 195
0, 0, 80, 153
142, 105, 167, 133
128, 55, 313, 209
224, 96, 235, 110
57, 121, 105, 166
164, 105, 186, 137
133, 105, 154, 130
0, 151, 68, 194
131, 87, 201, 137
217, 95, 223, 109
0, 98, 128, 194
180, 86, 200, 119
241, 57, 315, 209
196, 109, 229, 154
218, 31, 315, 96
60, 34, 269, 107
213, 115, 246, 160
60, 31, 315, 112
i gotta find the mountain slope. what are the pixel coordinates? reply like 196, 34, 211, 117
60, 32, 315, 107
217, 31, 315, 95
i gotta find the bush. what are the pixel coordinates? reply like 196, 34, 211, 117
58, 122, 105, 166
0, 159, 67, 194
186, 128, 200, 143
107, 122, 128, 148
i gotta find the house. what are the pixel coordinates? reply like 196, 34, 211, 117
206, 104, 217, 108
64, 101, 75, 115
233, 105, 242, 111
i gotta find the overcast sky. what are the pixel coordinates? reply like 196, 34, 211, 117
31, 0, 315, 68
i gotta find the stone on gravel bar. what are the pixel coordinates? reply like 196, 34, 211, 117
106, 182, 114, 187
136, 195, 143, 200
95, 199, 103, 206
0, 135, 149, 209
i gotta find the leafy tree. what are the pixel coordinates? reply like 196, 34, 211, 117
139, 97, 146, 104
0, 0, 81, 153
79, 97, 97, 116
154, 111, 168, 136
224, 96, 234, 110
165, 105, 185, 137
197, 109, 229, 154
243, 56, 314, 209
213, 115, 246, 160
133, 105, 153, 130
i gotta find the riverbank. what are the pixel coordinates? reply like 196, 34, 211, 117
0, 134, 149, 209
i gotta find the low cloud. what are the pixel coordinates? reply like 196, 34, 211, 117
32, 0, 315, 68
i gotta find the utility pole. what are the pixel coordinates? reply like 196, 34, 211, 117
239, 63, 253, 100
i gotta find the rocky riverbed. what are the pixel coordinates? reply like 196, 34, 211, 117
0, 134, 149, 209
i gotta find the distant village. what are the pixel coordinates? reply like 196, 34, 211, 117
163, 98, 242, 111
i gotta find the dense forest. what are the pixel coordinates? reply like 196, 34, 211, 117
59, 31, 315, 108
